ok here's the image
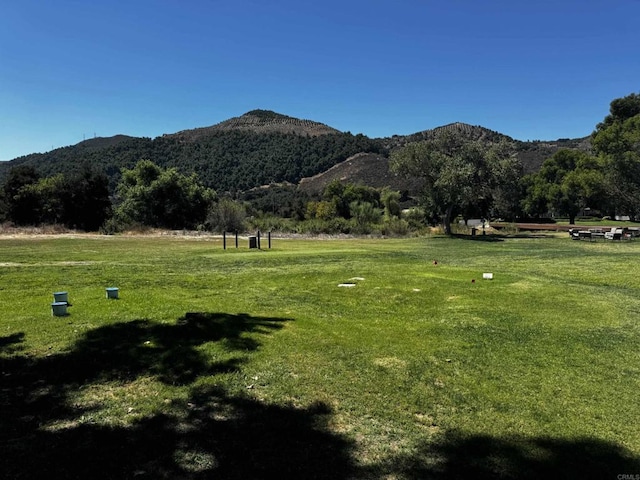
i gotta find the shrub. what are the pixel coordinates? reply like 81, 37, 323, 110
501, 223, 520, 235
429, 225, 446, 235
248, 214, 297, 233
380, 217, 410, 236
349, 201, 382, 231
100, 217, 125, 235
206, 198, 247, 233
295, 218, 352, 234
402, 208, 427, 230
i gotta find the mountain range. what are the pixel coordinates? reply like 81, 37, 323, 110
0, 110, 591, 195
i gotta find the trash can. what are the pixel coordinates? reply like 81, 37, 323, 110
53, 291, 68, 304
106, 287, 119, 299
471, 228, 477, 236
51, 302, 68, 316
249, 236, 258, 249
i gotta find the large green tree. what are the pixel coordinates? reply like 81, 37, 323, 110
390, 134, 518, 234
28, 175, 66, 225
2, 164, 112, 230
322, 180, 380, 220
60, 164, 112, 230
591, 92, 640, 220
3, 165, 41, 225
522, 149, 606, 224
116, 160, 215, 229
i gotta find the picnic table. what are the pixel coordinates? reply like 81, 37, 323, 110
570, 229, 595, 241
570, 227, 635, 241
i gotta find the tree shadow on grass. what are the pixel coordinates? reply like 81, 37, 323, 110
0, 332, 24, 353
376, 430, 640, 480
0, 313, 357, 479
63, 312, 276, 385
451, 233, 505, 242
3, 320, 640, 479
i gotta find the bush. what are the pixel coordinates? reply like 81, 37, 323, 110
295, 218, 352, 234
117, 160, 215, 230
402, 208, 427, 230
501, 223, 520, 235
206, 198, 247, 233
248, 214, 297, 233
380, 217, 410, 236
429, 225, 446, 235
100, 216, 125, 235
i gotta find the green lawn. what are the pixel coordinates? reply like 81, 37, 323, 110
1, 234, 639, 479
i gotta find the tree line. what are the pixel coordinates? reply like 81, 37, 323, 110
389, 92, 640, 230
2, 130, 385, 194
1, 93, 638, 234
520, 92, 640, 223
0, 156, 415, 235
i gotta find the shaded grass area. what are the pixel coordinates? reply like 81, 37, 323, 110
2, 317, 638, 480
1, 235, 640, 478
1, 313, 356, 479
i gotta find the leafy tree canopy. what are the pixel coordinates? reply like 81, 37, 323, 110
2, 163, 111, 230
1, 131, 384, 195
522, 149, 606, 223
2, 165, 41, 225
322, 180, 380, 219
594, 92, 640, 132
390, 133, 518, 233
116, 160, 215, 229
591, 92, 640, 219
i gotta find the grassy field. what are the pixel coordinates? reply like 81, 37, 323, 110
1, 233, 639, 479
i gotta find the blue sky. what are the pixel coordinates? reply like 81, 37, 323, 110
2, 0, 639, 160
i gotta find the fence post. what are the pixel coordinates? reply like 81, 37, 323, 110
268, 231, 271, 249
235, 231, 238, 248
257, 230, 261, 249
223, 231, 226, 250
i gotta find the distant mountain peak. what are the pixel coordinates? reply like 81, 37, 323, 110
243, 109, 292, 120
169, 110, 341, 141
420, 122, 511, 141
383, 122, 513, 151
